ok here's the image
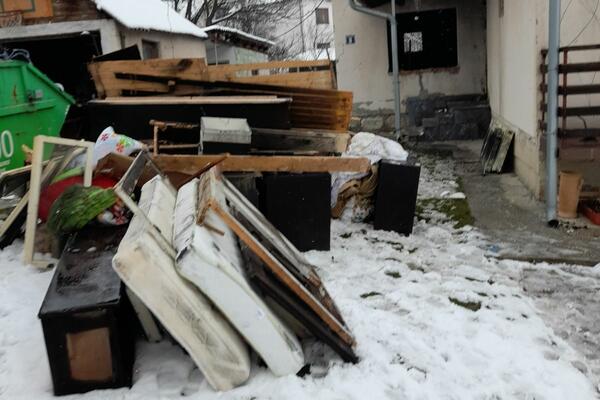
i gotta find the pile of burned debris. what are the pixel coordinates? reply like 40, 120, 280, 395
35, 150, 357, 395
0, 54, 421, 396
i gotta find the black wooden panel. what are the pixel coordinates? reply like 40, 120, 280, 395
258, 173, 331, 251
374, 160, 421, 236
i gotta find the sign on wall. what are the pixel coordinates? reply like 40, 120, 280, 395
0, 0, 53, 19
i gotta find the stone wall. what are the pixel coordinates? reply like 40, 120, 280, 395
350, 94, 491, 142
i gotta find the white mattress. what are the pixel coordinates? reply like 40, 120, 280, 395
173, 178, 305, 376
113, 176, 251, 391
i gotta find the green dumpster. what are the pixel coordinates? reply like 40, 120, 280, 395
0, 60, 75, 172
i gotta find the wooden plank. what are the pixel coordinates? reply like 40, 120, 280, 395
208, 60, 332, 74
251, 128, 350, 153
558, 106, 600, 117
90, 96, 290, 105
89, 58, 208, 81
227, 71, 334, 90
206, 60, 335, 90
88, 71, 352, 131
541, 62, 600, 73
88, 58, 208, 97
153, 155, 370, 174
540, 83, 600, 95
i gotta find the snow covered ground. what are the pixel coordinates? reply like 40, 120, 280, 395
1, 157, 599, 399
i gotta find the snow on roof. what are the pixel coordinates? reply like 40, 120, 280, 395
203, 25, 275, 47
92, 0, 207, 39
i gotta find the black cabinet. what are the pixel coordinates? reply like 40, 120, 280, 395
374, 159, 421, 236
38, 226, 135, 396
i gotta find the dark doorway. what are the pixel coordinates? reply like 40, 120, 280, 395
2, 32, 102, 102
2, 32, 103, 139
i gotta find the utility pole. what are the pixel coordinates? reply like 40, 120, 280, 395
546, 0, 560, 225
298, 0, 306, 53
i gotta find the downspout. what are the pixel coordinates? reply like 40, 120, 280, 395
546, 0, 560, 225
348, 0, 401, 140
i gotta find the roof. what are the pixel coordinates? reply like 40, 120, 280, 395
92, 0, 207, 39
204, 25, 274, 52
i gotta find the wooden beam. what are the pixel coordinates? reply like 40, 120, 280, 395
251, 128, 350, 154
90, 96, 289, 105
153, 155, 370, 174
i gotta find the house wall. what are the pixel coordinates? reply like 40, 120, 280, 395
205, 42, 268, 65
487, 0, 600, 198
121, 28, 206, 59
332, 0, 487, 135
486, 0, 543, 197
276, 0, 335, 59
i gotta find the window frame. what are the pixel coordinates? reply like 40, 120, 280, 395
315, 8, 330, 25
141, 39, 160, 60
386, 8, 458, 73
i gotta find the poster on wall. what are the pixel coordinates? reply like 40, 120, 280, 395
0, 0, 53, 20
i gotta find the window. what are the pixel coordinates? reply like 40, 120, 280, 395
315, 8, 329, 25
387, 8, 458, 72
317, 42, 330, 49
141, 40, 160, 59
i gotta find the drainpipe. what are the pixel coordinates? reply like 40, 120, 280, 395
546, 0, 560, 226
348, 0, 402, 140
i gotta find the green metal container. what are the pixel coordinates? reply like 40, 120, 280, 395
0, 60, 75, 172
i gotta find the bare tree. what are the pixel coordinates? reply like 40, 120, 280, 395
165, 0, 296, 34
164, 0, 333, 60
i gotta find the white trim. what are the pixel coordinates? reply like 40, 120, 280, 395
23, 136, 94, 268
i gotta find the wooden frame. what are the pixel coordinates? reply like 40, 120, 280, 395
149, 119, 200, 156
196, 171, 356, 353
23, 136, 94, 268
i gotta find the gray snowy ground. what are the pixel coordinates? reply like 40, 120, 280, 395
0, 155, 599, 399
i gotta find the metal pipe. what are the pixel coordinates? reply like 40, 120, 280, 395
546, 0, 560, 225
348, 0, 402, 139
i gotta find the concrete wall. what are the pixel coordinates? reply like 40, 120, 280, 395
121, 28, 206, 59
332, 0, 487, 135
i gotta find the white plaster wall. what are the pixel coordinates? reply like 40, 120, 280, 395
205, 42, 235, 64
487, 0, 600, 196
205, 42, 268, 65
233, 47, 269, 64
487, 0, 538, 136
121, 28, 206, 59
276, 0, 335, 57
332, 0, 487, 110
